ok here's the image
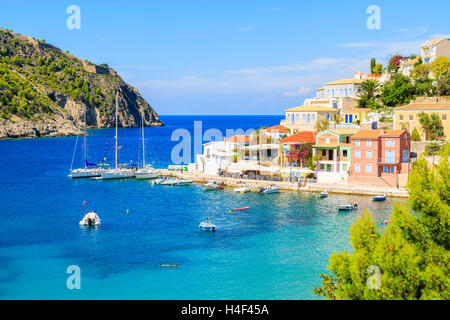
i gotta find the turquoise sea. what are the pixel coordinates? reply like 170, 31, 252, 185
0, 116, 401, 299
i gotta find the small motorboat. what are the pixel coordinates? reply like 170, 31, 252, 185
199, 219, 216, 232
175, 179, 194, 186
258, 185, 280, 194
79, 211, 101, 227
204, 181, 224, 191
373, 195, 387, 202
234, 185, 251, 193
382, 219, 392, 225
318, 191, 328, 198
159, 178, 193, 186
337, 203, 358, 211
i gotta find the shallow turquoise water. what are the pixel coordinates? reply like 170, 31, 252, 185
0, 116, 401, 299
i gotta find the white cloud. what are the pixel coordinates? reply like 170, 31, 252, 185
283, 87, 313, 97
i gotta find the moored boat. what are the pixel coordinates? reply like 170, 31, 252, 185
337, 203, 358, 211
258, 185, 280, 194
100, 93, 137, 180
159, 178, 193, 186
234, 185, 251, 193
79, 211, 101, 227
318, 191, 328, 198
135, 165, 159, 180
134, 109, 159, 180
373, 195, 387, 201
204, 180, 224, 190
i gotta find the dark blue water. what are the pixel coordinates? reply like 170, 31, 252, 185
0, 116, 400, 299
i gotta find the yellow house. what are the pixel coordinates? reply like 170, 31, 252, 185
393, 97, 450, 141
283, 105, 338, 134
341, 108, 369, 124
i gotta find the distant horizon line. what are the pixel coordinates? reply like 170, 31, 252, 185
158, 114, 285, 116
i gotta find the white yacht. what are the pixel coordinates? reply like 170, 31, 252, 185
101, 93, 137, 180
135, 165, 159, 180
258, 185, 280, 194
69, 108, 107, 178
134, 109, 159, 180
234, 185, 251, 193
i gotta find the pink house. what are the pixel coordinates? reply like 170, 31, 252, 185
348, 129, 411, 187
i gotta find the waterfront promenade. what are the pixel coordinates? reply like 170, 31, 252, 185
158, 169, 409, 198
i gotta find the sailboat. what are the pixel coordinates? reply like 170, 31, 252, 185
101, 92, 136, 180
134, 109, 159, 180
69, 107, 109, 178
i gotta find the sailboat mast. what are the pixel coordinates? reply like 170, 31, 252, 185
141, 109, 145, 168
115, 92, 118, 169
84, 107, 87, 169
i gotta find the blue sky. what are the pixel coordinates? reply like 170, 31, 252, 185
0, 0, 449, 115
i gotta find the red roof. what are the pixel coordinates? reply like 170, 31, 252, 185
280, 131, 316, 144
226, 135, 249, 143
264, 125, 289, 134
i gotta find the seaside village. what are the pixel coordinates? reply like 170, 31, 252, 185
178, 38, 450, 195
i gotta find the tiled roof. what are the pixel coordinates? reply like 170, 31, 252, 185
264, 125, 290, 134
327, 128, 359, 135
325, 79, 364, 86
226, 135, 249, 143
351, 129, 405, 139
423, 38, 448, 46
394, 101, 450, 110
286, 105, 338, 113
280, 131, 316, 144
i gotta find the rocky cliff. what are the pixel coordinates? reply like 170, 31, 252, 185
0, 28, 163, 139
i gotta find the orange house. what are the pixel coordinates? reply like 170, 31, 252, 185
348, 129, 411, 188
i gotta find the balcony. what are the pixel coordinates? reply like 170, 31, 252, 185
378, 158, 396, 164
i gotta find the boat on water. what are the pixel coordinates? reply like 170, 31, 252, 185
318, 191, 328, 198
159, 178, 193, 186
204, 180, 224, 191
69, 164, 110, 178
135, 165, 159, 180
258, 185, 280, 194
79, 211, 101, 227
337, 203, 358, 211
199, 219, 216, 232
101, 165, 136, 180
101, 93, 137, 180
234, 185, 251, 193
373, 195, 387, 202
69, 108, 107, 178
134, 109, 159, 180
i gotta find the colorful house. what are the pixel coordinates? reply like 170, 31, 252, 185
279, 131, 316, 168
263, 125, 290, 141
313, 128, 358, 183
283, 105, 338, 133
348, 129, 411, 188
341, 108, 369, 124
393, 97, 450, 141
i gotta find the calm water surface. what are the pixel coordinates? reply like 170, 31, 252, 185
0, 116, 403, 299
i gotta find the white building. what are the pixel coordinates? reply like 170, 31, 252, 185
320, 78, 364, 99
421, 38, 450, 64
194, 135, 249, 175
